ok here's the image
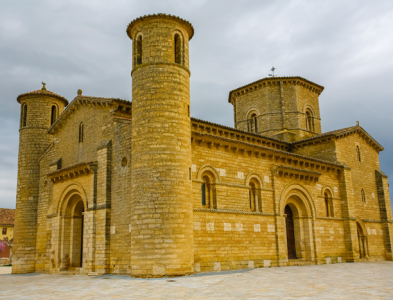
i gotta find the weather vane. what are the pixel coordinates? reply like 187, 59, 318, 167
41, 81, 46, 91
268, 66, 277, 77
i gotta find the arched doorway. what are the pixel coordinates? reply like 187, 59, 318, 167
285, 205, 297, 259
280, 185, 316, 262
357, 222, 368, 259
61, 194, 85, 270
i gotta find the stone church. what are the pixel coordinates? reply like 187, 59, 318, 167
12, 14, 392, 277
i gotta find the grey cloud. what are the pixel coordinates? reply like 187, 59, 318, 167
0, 0, 392, 209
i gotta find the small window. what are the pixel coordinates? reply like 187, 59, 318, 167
202, 182, 206, 206
305, 110, 314, 132
79, 123, 84, 143
51, 105, 57, 125
356, 146, 361, 162
248, 180, 260, 212
248, 113, 258, 133
2, 228, 6, 235
324, 191, 334, 217
136, 35, 142, 65
174, 33, 181, 64
22, 104, 27, 127
361, 189, 366, 202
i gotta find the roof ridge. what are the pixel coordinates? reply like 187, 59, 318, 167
17, 89, 69, 105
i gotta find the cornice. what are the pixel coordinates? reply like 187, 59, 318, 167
273, 165, 322, 182
48, 161, 97, 184
228, 76, 324, 104
191, 132, 343, 173
191, 117, 289, 150
126, 13, 194, 40
291, 126, 384, 152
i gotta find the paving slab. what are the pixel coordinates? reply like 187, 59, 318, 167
0, 262, 392, 299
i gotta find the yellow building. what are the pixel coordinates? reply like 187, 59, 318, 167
12, 14, 392, 277
0, 208, 15, 241
0, 208, 15, 261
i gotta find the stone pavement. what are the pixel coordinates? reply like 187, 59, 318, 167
1, 262, 393, 299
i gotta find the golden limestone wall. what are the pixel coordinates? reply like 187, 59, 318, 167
13, 92, 66, 274
109, 118, 132, 275
291, 139, 337, 162
335, 133, 389, 258
128, 15, 194, 277
190, 135, 351, 271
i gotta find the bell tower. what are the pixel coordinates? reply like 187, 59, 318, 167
13, 83, 68, 274
127, 14, 194, 277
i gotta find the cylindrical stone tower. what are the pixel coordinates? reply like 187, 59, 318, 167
127, 14, 194, 277
13, 84, 68, 274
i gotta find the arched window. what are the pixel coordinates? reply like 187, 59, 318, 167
136, 35, 142, 65
356, 146, 361, 162
174, 33, 181, 64
305, 110, 314, 132
248, 179, 261, 212
201, 171, 216, 208
51, 105, 58, 125
361, 189, 366, 202
324, 191, 334, 217
248, 113, 258, 133
79, 123, 84, 143
21, 104, 27, 127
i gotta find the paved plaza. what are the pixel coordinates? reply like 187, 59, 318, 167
1, 262, 393, 299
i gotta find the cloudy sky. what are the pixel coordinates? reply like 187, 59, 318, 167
1, 0, 393, 209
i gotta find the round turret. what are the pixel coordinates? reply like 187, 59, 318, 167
12, 83, 67, 274
128, 14, 194, 278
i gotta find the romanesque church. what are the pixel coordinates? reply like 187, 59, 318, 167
12, 14, 392, 277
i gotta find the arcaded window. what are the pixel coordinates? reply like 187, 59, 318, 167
356, 146, 361, 162
305, 110, 314, 132
79, 123, 84, 143
202, 176, 211, 208
51, 105, 58, 125
22, 104, 27, 127
136, 35, 142, 65
248, 179, 261, 212
201, 171, 216, 208
174, 33, 181, 64
324, 191, 334, 217
361, 189, 366, 202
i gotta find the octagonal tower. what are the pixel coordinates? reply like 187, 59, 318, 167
127, 14, 194, 277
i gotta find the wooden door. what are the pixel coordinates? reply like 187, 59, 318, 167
285, 205, 297, 259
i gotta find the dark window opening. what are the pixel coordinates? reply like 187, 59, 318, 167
79, 123, 84, 143
136, 35, 142, 65
51, 105, 57, 125
22, 104, 27, 127
2, 228, 6, 235
361, 189, 366, 202
174, 34, 181, 64
356, 146, 361, 162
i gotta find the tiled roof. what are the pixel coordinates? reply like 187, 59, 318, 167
191, 117, 288, 146
292, 125, 384, 151
0, 208, 15, 225
17, 90, 69, 106
126, 13, 194, 40
228, 76, 324, 103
